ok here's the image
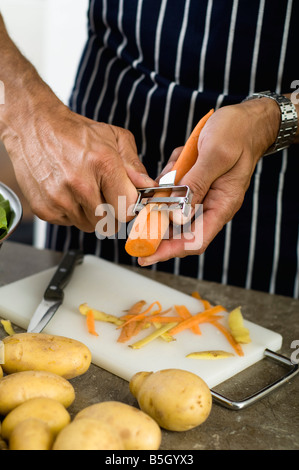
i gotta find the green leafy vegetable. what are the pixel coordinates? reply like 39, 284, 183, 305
0, 193, 13, 240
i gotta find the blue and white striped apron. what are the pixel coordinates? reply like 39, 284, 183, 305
46, 0, 299, 298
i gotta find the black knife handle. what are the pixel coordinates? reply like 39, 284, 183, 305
44, 250, 84, 302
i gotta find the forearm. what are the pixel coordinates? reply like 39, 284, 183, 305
0, 14, 63, 139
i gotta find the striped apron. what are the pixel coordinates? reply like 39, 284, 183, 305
46, 0, 299, 298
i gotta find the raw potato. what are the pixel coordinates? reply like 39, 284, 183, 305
75, 401, 161, 450
130, 369, 212, 432
2, 333, 92, 379
52, 418, 125, 450
9, 418, 54, 450
1, 397, 71, 440
0, 370, 75, 415
0, 422, 8, 450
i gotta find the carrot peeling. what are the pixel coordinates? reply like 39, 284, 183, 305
86, 310, 99, 337
82, 297, 248, 356
125, 109, 214, 257
191, 291, 211, 309
208, 319, 244, 357
117, 319, 147, 343
118, 301, 162, 329
168, 305, 226, 336
174, 305, 201, 335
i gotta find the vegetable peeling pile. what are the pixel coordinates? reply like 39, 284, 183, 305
79, 293, 251, 358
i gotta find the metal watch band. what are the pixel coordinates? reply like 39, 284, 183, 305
243, 90, 298, 155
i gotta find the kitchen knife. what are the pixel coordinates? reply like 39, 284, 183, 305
27, 249, 84, 333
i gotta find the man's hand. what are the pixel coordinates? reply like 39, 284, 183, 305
0, 14, 153, 233
2, 103, 152, 232
138, 98, 281, 266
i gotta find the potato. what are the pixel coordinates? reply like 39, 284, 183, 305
0, 365, 3, 379
0, 422, 8, 450
2, 333, 92, 379
1, 397, 71, 440
52, 418, 125, 450
0, 370, 75, 415
130, 369, 212, 432
75, 401, 161, 450
9, 418, 54, 450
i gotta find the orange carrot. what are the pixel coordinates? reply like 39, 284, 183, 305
125, 109, 214, 257
175, 305, 201, 335
117, 319, 147, 343
86, 310, 99, 337
120, 300, 146, 319
146, 315, 182, 323
168, 305, 226, 336
170, 108, 214, 182
191, 291, 202, 299
191, 291, 211, 309
202, 299, 212, 309
117, 321, 135, 343
118, 301, 162, 329
208, 319, 244, 357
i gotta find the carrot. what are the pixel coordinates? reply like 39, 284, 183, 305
191, 291, 211, 309
191, 291, 201, 299
202, 299, 212, 309
86, 310, 99, 337
169, 108, 214, 182
120, 300, 146, 319
175, 305, 201, 335
117, 319, 147, 343
208, 319, 244, 357
125, 109, 214, 257
118, 301, 162, 329
168, 305, 226, 336
146, 315, 182, 323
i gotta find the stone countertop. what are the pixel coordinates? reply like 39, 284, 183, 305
0, 241, 298, 450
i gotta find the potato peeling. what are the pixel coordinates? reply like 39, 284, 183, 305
0, 319, 15, 336
228, 306, 251, 344
186, 350, 235, 359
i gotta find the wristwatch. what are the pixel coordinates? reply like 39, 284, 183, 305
243, 90, 298, 155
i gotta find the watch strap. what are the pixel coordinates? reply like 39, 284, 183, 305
243, 90, 298, 155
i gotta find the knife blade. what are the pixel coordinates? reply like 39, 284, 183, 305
27, 249, 84, 333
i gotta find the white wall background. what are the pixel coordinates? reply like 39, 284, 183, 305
0, 0, 89, 104
0, 0, 89, 247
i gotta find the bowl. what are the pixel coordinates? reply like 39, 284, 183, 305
0, 182, 23, 248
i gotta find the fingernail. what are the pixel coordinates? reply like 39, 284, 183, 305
139, 173, 151, 182
138, 257, 152, 266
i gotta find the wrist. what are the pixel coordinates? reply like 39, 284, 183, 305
242, 91, 298, 155
239, 96, 281, 157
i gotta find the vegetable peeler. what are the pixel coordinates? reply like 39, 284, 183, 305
132, 170, 193, 217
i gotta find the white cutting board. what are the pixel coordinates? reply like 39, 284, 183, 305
0, 255, 282, 388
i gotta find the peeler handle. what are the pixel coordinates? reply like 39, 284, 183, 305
210, 349, 299, 410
